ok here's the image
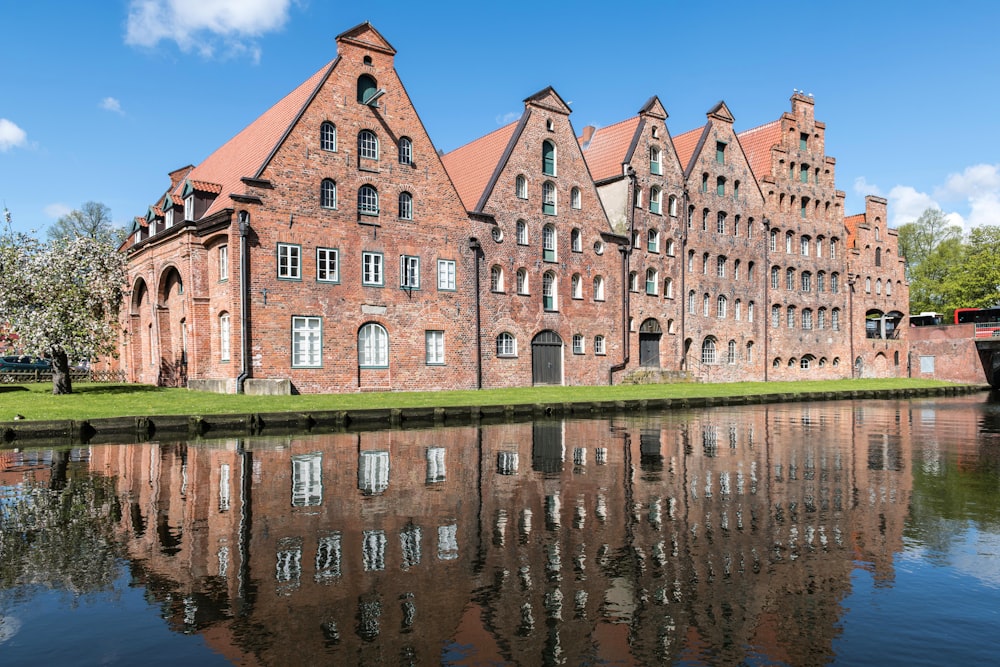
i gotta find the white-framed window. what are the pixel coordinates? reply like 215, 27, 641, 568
832, 308, 841, 331
727, 340, 737, 365
219, 312, 231, 362
650, 146, 661, 174
785, 231, 794, 253
629, 271, 639, 292
717, 295, 727, 318
490, 265, 504, 292
359, 322, 389, 367
292, 316, 322, 368
802, 308, 814, 330
317, 247, 339, 283
701, 338, 717, 364
497, 332, 517, 357
787, 306, 796, 328
358, 130, 378, 159
218, 244, 228, 282
594, 275, 605, 301
769, 229, 778, 252
666, 239, 675, 256
645, 268, 658, 295
571, 227, 582, 252
516, 219, 529, 245
398, 136, 413, 165
668, 195, 678, 217
362, 252, 383, 286
594, 335, 606, 355
542, 272, 557, 311
321, 121, 337, 151
648, 228, 660, 253
542, 224, 556, 261
542, 181, 556, 215
717, 255, 726, 278
425, 330, 444, 365
801, 236, 810, 256
771, 266, 780, 289
291, 453, 323, 507
277, 243, 301, 280
184, 195, 194, 221
358, 185, 379, 216
400, 255, 420, 289
735, 299, 742, 320
437, 259, 456, 291
748, 301, 754, 322
802, 271, 812, 292
703, 293, 710, 316
664, 277, 673, 298
772, 304, 781, 328
542, 140, 557, 176
818, 308, 827, 329
572, 334, 585, 354
717, 211, 726, 234
321, 178, 337, 209
398, 191, 413, 219
571, 187, 581, 209
516, 175, 527, 199
746, 341, 754, 363
688, 290, 696, 314
517, 268, 528, 294
650, 187, 662, 214
165, 208, 174, 229
571, 273, 583, 299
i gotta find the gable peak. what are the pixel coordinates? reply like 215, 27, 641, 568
335, 21, 396, 56
639, 96, 668, 120
524, 86, 572, 116
707, 100, 735, 123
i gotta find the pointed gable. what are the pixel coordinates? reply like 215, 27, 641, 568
334, 21, 396, 56
442, 121, 521, 211
639, 95, 668, 121
707, 100, 735, 123
524, 86, 572, 115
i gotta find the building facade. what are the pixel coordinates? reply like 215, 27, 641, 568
119, 23, 908, 393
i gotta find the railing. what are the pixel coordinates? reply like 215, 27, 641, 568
0, 369, 128, 384
974, 321, 1000, 338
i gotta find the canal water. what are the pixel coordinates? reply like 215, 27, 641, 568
1, 394, 999, 666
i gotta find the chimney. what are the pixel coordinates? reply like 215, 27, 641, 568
580, 125, 597, 148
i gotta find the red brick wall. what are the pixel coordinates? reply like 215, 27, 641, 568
909, 324, 987, 383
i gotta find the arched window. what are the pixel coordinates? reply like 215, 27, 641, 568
817, 271, 826, 292
748, 302, 755, 322
571, 187, 581, 209
572, 273, 583, 299
832, 308, 841, 331
358, 323, 388, 367
647, 228, 660, 252
786, 267, 795, 290
717, 295, 727, 318
664, 277, 673, 298
593, 275, 605, 301
818, 308, 827, 329
358, 130, 378, 160
727, 340, 737, 364
649, 146, 661, 174
688, 290, 696, 314
717, 255, 726, 278
746, 341, 754, 363
490, 265, 504, 292
219, 312, 231, 362
865, 277, 871, 293
787, 305, 796, 328
770, 229, 778, 252
886, 280, 892, 296
542, 140, 556, 176
571, 227, 582, 252
875, 247, 882, 267
802, 308, 813, 330
542, 272, 557, 311
496, 332, 517, 357
771, 265, 780, 289
516, 220, 528, 245
320, 122, 337, 151
668, 195, 678, 217
594, 335, 606, 355
735, 298, 742, 320
875, 226, 881, 241
398, 136, 413, 165
398, 192, 413, 220
629, 272, 639, 292
358, 185, 378, 216
542, 224, 556, 261
785, 231, 794, 253
701, 338, 717, 364
320, 179, 337, 209
650, 186, 662, 214
357, 74, 377, 104
801, 236, 810, 256
876, 278, 882, 295
716, 176, 725, 196
703, 293, 710, 316
771, 304, 781, 328
734, 259, 741, 281
717, 211, 727, 234
801, 271, 812, 292
831, 272, 840, 293
515, 175, 528, 199
666, 239, 676, 256
542, 181, 556, 215
517, 268, 528, 295
645, 268, 658, 295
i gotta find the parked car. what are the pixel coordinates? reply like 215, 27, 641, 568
0, 355, 52, 382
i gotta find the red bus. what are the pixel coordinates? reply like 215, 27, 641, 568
954, 307, 1000, 337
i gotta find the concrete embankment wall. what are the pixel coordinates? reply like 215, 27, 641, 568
0, 384, 990, 447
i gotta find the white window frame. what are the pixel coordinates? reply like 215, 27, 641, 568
517, 220, 529, 245
572, 334, 585, 354
398, 136, 413, 165
594, 335, 606, 355
425, 330, 444, 365
292, 316, 322, 368
497, 332, 517, 357
359, 130, 378, 160
219, 313, 231, 362
437, 259, 456, 291
317, 247, 339, 283
516, 175, 528, 199
218, 244, 228, 282
359, 322, 389, 368
400, 255, 420, 290
278, 243, 302, 280
362, 252, 383, 286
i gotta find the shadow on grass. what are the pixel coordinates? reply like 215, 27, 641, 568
68, 384, 170, 396
0, 386, 30, 394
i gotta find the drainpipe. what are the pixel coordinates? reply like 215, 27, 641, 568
763, 217, 770, 382
679, 189, 689, 374
609, 167, 637, 384
469, 237, 483, 389
237, 211, 251, 394
848, 275, 856, 378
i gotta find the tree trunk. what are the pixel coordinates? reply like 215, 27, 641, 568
51, 349, 73, 395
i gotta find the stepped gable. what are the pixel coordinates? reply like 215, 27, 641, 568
441, 121, 520, 211
737, 119, 782, 182
582, 115, 641, 182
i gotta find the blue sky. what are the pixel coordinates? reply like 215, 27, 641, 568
3, 1, 999, 237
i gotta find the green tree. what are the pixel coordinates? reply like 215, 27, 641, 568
0, 232, 127, 394
897, 208, 962, 279
949, 225, 1000, 309
47, 201, 125, 246
908, 237, 966, 315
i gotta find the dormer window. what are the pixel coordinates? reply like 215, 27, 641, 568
165, 208, 174, 229
184, 195, 194, 221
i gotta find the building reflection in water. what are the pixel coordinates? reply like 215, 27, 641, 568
11, 397, 991, 665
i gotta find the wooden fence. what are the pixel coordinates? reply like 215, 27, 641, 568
0, 369, 128, 384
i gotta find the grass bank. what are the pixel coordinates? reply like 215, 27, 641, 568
0, 378, 961, 422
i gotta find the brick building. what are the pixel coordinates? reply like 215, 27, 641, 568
120, 23, 907, 393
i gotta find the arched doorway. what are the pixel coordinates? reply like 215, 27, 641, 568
129, 278, 149, 383
638, 318, 662, 367
531, 330, 563, 385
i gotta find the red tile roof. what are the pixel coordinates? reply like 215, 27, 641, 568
190, 180, 223, 194
179, 59, 336, 218
441, 121, 519, 211
672, 126, 704, 171
737, 120, 782, 181
582, 116, 640, 182
845, 213, 865, 248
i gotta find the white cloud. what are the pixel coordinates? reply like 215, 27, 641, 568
495, 111, 521, 125
0, 118, 28, 152
100, 97, 124, 114
44, 203, 73, 219
853, 176, 883, 198
125, 0, 292, 61
886, 185, 941, 228
936, 163, 1000, 229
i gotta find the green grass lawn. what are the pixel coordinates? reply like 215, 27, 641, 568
0, 378, 961, 423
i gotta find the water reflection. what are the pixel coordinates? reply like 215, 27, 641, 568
1, 395, 1000, 665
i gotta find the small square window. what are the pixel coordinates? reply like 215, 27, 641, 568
426, 330, 444, 365
572, 334, 585, 354
277, 243, 302, 280
400, 255, 420, 290
317, 247, 339, 283
437, 259, 456, 291
362, 252, 383, 286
